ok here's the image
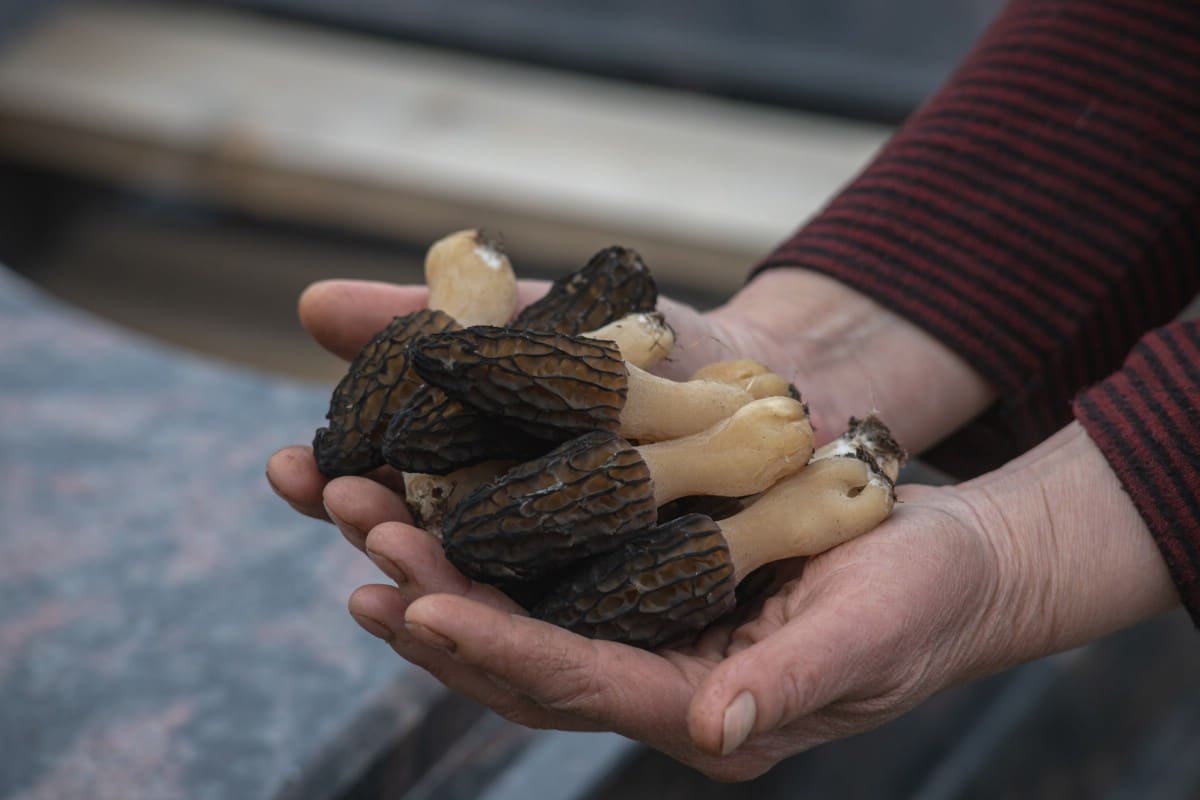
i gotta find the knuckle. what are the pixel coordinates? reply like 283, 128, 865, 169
777, 666, 821, 719
537, 648, 608, 713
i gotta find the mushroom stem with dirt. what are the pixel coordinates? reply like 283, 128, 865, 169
531, 415, 906, 648
410, 328, 792, 443
723, 416, 901, 582
441, 396, 813, 583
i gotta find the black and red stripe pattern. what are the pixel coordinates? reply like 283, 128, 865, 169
1074, 320, 1200, 624
754, 0, 1200, 472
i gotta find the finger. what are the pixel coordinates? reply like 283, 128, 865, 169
266, 445, 330, 521
403, 594, 696, 745
323, 477, 413, 551
299, 280, 431, 361
687, 597, 888, 757
363, 522, 525, 614
515, 279, 551, 310
298, 279, 554, 362
349, 584, 595, 731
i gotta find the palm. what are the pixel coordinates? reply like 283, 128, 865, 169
652, 295, 878, 446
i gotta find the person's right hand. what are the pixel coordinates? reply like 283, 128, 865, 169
266, 267, 994, 527
341, 422, 1179, 780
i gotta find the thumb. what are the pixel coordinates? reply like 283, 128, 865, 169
687, 607, 885, 756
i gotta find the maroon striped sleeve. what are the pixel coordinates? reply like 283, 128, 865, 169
1074, 320, 1200, 625
752, 0, 1200, 475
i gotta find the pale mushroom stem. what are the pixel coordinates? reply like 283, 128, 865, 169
621, 364, 766, 441
637, 397, 813, 506
722, 419, 904, 582
425, 229, 518, 327
584, 312, 675, 370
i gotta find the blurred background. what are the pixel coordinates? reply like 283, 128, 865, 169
22, 4, 1200, 800
0, 0, 1002, 383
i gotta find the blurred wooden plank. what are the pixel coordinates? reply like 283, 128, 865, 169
0, 1, 889, 295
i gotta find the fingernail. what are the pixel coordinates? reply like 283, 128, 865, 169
404, 622, 457, 655
352, 614, 393, 641
326, 507, 365, 546
366, 548, 410, 586
721, 691, 757, 756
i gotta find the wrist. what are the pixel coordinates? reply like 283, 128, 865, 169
961, 423, 1179, 669
718, 268, 995, 452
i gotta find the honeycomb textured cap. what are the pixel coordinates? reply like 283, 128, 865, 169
533, 513, 736, 649
411, 327, 628, 440
313, 308, 459, 477
382, 383, 550, 475
513, 246, 658, 334
443, 430, 657, 583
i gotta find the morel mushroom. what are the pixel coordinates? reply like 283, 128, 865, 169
532, 415, 906, 648
411, 327, 788, 443
382, 311, 677, 476
382, 384, 547, 475
512, 245, 657, 333
312, 229, 520, 477
442, 396, 813, 583
313, 309, 460, 476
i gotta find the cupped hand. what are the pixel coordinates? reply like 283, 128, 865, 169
340, 423, 1178, 780
343, 481, 1006, 781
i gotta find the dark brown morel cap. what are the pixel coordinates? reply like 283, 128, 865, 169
443, 430, 657, 583
656, 495, 746, 525
533, 513, 736, 649
513, 246, 658, 334
313, 309, 459, 477
410, 327, 627, 440
381, 384, 551, 475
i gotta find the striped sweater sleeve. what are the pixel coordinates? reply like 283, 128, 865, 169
1074, 321, 1200, 624
752, 0, 1200, 476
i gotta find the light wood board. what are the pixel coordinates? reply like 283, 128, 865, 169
0, 2, 890, 296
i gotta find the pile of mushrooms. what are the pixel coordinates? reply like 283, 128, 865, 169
314, 230, 905, 648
